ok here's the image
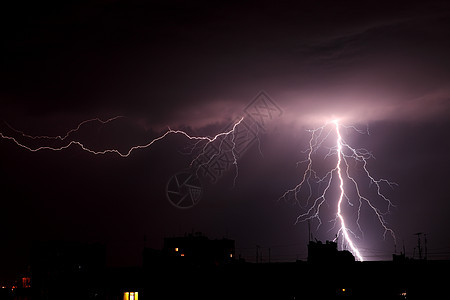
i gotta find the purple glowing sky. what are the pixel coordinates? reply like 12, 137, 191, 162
1, 0, 450, 280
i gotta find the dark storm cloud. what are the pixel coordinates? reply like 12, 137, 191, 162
3, 0, 450, 130
135, 2, 450, 127
276, 12, 450, 124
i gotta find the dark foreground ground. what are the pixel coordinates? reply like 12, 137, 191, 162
4, 259, 447, 300
146, 259, 448, 300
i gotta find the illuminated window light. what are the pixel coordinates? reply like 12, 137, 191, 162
123, 292, 139, 300
180, 253, 185, 257
229, 253, 233, 258
175, 247, 179, 252
22, 277, 31, 288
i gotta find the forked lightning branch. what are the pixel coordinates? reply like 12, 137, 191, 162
0, 99, 396, 260
280, 119, 396, 261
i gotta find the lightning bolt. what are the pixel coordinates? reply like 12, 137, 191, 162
0, 116, 245, 179
2, 115, 396, 259
280, 119, 396, 261
4, 116, 125, 141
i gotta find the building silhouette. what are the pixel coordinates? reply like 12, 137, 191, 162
30, 241, 106, 300
6, 234, 450, 299
164, 232, 234, 265
307, 239, 355, 264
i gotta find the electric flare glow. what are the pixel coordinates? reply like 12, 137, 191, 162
280, 119, 396, 261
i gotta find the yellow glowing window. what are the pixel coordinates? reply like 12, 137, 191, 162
123, 292, 138, 300
175, 247, 179, 252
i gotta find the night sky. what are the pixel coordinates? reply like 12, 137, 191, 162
1, 0, 450, 281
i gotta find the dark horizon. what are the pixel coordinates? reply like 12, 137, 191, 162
2, 0, 450, 286
3, 232, 448, 299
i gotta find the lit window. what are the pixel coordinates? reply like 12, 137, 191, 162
22, 277, 31, 288
123, 292, 139, 300
229, 253, 233, 258
175, 247, 179, 252
180, 253, 185, 257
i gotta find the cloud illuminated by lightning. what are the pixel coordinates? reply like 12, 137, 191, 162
280, 119, 396, 261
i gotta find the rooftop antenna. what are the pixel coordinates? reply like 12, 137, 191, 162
308, 220, 312, 242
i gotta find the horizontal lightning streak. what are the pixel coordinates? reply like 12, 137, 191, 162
0, 116, 245, 159
4, 116, 125, 141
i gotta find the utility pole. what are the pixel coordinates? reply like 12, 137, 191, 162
414, 233, 423, 260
